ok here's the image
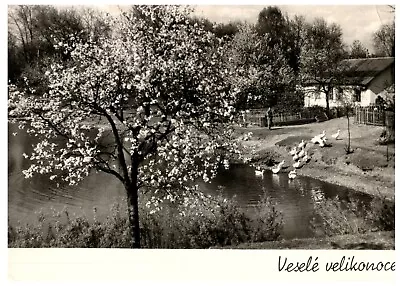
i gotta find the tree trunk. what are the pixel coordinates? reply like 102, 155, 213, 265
347, 112, 351, 151
125, 169, 141, 248
325, 92, 330, 119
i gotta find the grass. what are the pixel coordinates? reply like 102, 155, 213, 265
221, 231, 394, 249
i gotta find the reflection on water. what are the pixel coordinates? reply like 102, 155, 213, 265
8, 124, 126, 225
8, 123, 372, 239
197, 165, 372, 239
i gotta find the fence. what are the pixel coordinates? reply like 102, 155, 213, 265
241, 109, 320, 127
354, 106, 386, 126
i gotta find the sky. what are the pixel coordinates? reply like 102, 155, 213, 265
98, 3, 394, 53
194, 5, 395, 52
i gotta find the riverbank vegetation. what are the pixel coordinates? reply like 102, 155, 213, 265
8, 188, 394, 248
311, 194, 395, 237
8, 192, 283, 248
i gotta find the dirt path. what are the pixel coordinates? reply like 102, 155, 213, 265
237, 117, 395, 200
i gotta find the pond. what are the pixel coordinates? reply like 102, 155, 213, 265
8, 123, 373, 239
198, 164, 372, 239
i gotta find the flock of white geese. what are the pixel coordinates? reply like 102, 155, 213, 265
255, 129, 340, 180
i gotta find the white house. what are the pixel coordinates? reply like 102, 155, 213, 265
303, 57, 395, 108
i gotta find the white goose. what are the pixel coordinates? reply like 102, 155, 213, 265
293, 153, 299, 161
318, 130, 326, 139
288, 170, 297, 179
331, 129, 340, 140
302, 151, 311, 163
298, 140, 306, 149
289, 146, 298, 156
255, 169, 265, 177
293, 161, 302, 169
318, 139, 325, 147
272, 160, 285, 174
311, 136, 319, 144
297, 148, 305, 158
314, 136, 325, 147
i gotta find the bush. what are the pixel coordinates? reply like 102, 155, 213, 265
274, 90, 305, 114
365, 196, 395, 232
310, 194, 395, 237
8, 204, 132, 248
302, 106, 328, 122
330, 106, 354, 118
138, 190, 283, 248
8, 190, 283, 248
249, 195, 283, 242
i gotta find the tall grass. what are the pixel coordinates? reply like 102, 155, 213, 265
311, 194, 395, 236
8, 191, 283, 248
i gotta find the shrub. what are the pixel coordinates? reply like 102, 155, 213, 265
140, 190, 283, 248
310, 194, 395, 237
364, 196, 395, 232
249, 195, 283, 242
8, 190, 283, 248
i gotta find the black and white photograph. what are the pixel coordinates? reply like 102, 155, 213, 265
6, 3, 395, 281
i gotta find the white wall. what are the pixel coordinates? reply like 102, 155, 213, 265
303, 66, 394, 107
365, 67, 394, 105
303, 87, 353, 108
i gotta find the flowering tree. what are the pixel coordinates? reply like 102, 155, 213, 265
8, 5, 241, 248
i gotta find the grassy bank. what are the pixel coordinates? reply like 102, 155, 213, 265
222, 231, 394, 249
237, 117, 395, 200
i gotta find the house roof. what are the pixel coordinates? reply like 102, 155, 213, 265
302, 57, 395, 87
341, 57, 394, 86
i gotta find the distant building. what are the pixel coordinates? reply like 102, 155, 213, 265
303, 57, 395, 108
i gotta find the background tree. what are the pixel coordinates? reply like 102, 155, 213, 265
300, 17, 347, 118
373, 21, 395, 57
274, 14, 307, 112
8, 5, 241, 248
228, 23, 293, 110
8, 31, 24, 81
348, 40, 369, 58
213, 21, 240, 38
252, 7, 306, 111
256, 6, 287, 44
8, 5, 110, 86
79, 7, 112, 42
286, 14, 307, 76
189, 16, 240, 39
256, 6, 302, 74
8, 5, 39, 65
